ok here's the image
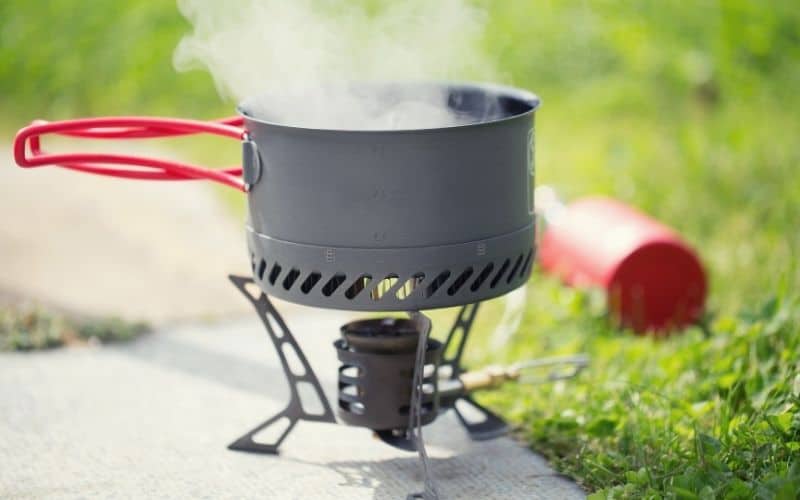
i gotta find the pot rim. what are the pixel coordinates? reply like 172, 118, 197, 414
236, 80, 540, 134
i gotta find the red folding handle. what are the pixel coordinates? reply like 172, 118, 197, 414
13, 116, 248, 192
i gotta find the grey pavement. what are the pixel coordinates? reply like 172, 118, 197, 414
0, 305, 585, 499
0, 145, 252, 323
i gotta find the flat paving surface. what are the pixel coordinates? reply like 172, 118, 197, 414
0, 145, 251, 323
0, 305, 585, 499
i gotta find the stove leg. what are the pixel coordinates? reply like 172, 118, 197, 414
440, 303, 509, 440
227, 275, 336, 454
452, 396, 509, 441
440, 302, 480, 379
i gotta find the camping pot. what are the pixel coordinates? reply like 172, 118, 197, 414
13, 82, 541, 311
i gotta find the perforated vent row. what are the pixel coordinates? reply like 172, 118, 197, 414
250, 248, 534, 303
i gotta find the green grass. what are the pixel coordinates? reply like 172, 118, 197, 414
468, 280, 800, 498
2, 0, 799, 497
0, 304, 149, 351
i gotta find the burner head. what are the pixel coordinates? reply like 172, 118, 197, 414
242, 82, 540, 311
335, 317, 442, 432
341, 317, 420, 353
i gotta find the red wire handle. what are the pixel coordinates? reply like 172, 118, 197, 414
13, 116, 248, 192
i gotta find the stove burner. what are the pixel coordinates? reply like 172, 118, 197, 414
335, 317, 442, 434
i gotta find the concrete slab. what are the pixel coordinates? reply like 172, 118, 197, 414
0, 305, 584, 499
0, 145, 252, 323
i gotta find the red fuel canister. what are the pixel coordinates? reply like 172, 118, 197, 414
537, 191, 707, 333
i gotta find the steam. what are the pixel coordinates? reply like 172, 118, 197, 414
173, 0, 497, 130
490, 286, 527, 350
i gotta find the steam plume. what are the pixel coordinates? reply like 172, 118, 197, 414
174, 0, 497, 129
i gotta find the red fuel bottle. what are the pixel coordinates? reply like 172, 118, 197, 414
536, 187, 707, 333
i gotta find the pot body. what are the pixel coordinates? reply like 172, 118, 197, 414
240, 82, 540, 311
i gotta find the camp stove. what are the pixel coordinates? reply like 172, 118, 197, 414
13, 82, 588, 495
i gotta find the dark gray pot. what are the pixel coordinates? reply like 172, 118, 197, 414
239, 82, 540, 311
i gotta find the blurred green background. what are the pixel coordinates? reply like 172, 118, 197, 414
2, 1, 799, 497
